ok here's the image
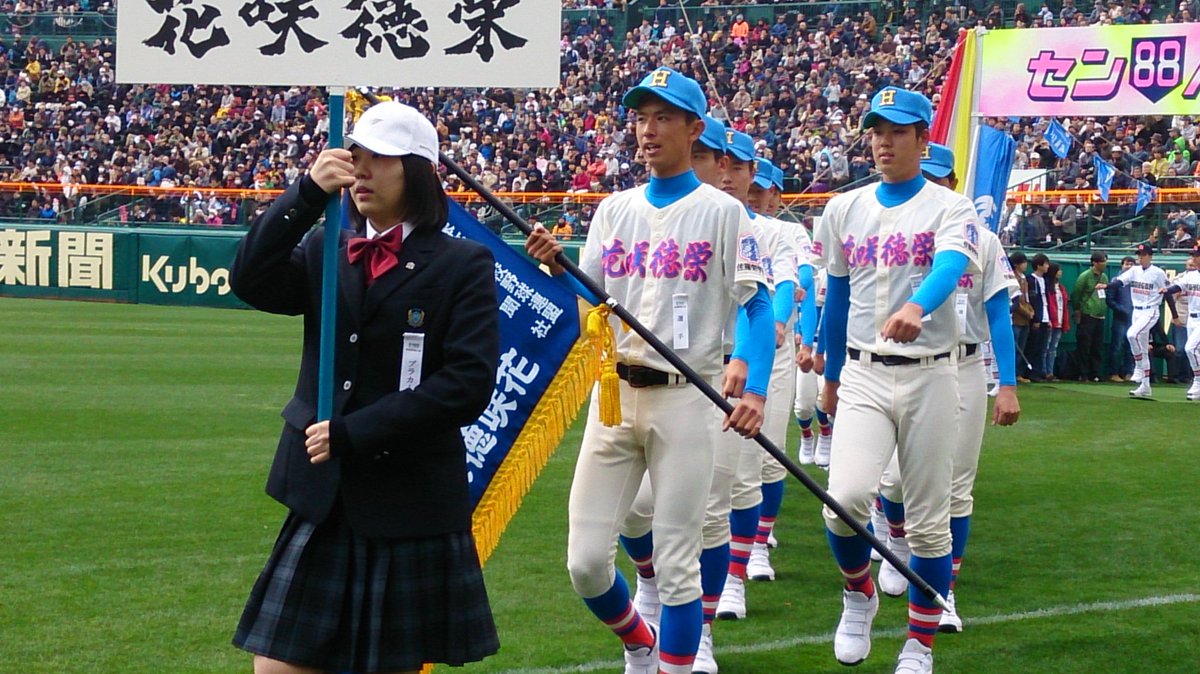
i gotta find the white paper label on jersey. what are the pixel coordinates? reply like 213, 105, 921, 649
909, 275, 932, 323
672, 294, 690, 350
1097, 288, 1106, 299
955, 293, 969, 334
399, 333, 425, 391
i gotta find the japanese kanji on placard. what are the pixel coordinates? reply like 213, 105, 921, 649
980, 23, 1200, 116
116, 0, 559, 87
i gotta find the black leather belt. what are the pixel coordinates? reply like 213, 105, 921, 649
847, 347, 952, 366
960, 343, 979, 357
723, 354, 732, 365
617, 363, 684, 388
1191, 313, 1200, 319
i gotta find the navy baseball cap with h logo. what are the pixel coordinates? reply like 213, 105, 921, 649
861, 86, 933, 130
623, 67, 708, 117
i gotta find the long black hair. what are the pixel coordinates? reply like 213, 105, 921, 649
349, 154, 448, 232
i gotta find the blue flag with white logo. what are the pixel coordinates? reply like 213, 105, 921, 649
1094, 156, 1116, 202
971, 125, 1016, 233
1135, 180, 1156, 215
1045, 119, 1072, 159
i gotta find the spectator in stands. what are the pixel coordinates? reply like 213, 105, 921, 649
551, 215, 573, 241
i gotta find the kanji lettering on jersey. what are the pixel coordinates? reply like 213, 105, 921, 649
881, 232, 909, 267
912, 231, 936, 267
624, 240, 649, 278
682, 241, 713, 282
602, 238, 627, 279
649, 239, 682, 279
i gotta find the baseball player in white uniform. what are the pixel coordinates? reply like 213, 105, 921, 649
814, 86, 980, 674
524, 67, 774, 674
1164, 245, 1200, 400
874, 143, 1022, 634
745, 157, 817, 581
613, 112, 776, 674
1106, 243, 1172, 398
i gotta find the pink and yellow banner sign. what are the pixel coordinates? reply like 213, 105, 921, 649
979, 24, 1200, 116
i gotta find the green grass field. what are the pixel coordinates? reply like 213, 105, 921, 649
1, 297, 1197, 673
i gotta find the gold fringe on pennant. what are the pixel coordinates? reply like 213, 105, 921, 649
423, 304, 600, 674
587, 304, 622, 427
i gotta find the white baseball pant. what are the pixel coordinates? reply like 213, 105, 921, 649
1126, 308, 1159, 381
878, 348, 987, 518
568, 379, 716, 606
762, 337, 797, 484
1186, 317, 1200, 374
823, 355, 956, 558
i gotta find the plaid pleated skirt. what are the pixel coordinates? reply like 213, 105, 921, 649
233, 510, 499, 672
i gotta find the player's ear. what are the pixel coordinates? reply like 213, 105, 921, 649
687, 113, 704, 143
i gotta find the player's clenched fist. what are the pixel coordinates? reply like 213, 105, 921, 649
722, 358, 749, 398
991, 387, 1020, 426
525, 225, 566, 276
308, 148, 355, 194
796, 344, 815, 372
881, 301, 925, 343
724, 392, 765, 438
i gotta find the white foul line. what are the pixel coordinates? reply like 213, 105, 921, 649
494, 593, 1200, 674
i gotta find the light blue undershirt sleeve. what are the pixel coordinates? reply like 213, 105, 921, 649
773, 280, 796, 324
797, 264, 817, 347
984, 291, 1017, 387
822, 274, 850, 382
731, 283, 773, 397
909, 250, 969, 315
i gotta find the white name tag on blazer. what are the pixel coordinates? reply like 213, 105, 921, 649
399, 333, 425, 391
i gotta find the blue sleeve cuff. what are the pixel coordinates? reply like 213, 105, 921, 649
909, 250, 969, 315
823, 274, 850, 382
732, 284, 773, 397
773, 280, 797, 324
556, 271, 601, 306
985, 292, 1017, 386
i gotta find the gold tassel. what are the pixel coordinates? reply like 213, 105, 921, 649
587, 304, 622, 427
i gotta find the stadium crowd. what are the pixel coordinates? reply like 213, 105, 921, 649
0, 0, 1195, 235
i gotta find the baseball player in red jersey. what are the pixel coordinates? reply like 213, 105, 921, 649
874, 143, 1021, 634
525, 67, 774, 674
814, 87, 980, 674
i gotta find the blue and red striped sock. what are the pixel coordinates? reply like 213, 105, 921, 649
826, 527, 874, 597
879, 495, 907, 540
699, 543, 729, 625
949, 516, 971, 590
755, 480, 785, 545
815, 407, 832, 435
620, 531, 656, 580
907, 553, 952, 648
797, 413, 814, 438
729, 506, 759, 578
658, 599, 702, 674
581, 573, 655, 649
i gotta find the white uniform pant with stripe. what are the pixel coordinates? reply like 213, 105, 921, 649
619, 399, 738, 550
568, 379, 715, 605
823, 355, 956, 558
794, 366, 823, 419
1126, 308, 1159, 381
878, 350, 987, 519
1186, 317, 1200, 373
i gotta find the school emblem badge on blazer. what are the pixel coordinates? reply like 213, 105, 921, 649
407, 308, 425, 327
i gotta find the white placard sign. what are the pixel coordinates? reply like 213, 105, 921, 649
116, 0, 560, 87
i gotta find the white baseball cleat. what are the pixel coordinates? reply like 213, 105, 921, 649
878, 536, 911, 597
798, 434, 816, 464
893, 638, 933, 673
870, 505, 888, 562
815, 433, 832, 468
937, 590, 962, 633
1129, 382, 1152, 398
632, 574, 662, 626
715, 574, 746, 620
747, 542, 776, 581
692, 622, 718, 674
1186, 382, 1200, 400
768, 531, 778, 548
833, 589, 878, 666
623, 624, 659, 674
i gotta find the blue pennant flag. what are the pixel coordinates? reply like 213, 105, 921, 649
1093, 156, 1116, 202
1135, 180, 1157, 215
441, 200, 582, 508
971, 125, 1017, 233
1045, 119, 1072, 159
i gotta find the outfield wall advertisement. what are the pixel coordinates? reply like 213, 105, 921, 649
980, 24, 1200, 116
0, 225, 246, 308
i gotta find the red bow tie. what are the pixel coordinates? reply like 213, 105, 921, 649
346, 226, 404, 286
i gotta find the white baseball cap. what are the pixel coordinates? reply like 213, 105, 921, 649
347, 101, 438, 163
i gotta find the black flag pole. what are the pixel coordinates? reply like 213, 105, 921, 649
354, 89, 947, 610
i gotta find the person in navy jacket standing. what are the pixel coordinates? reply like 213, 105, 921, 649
230, 101, 501, 674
